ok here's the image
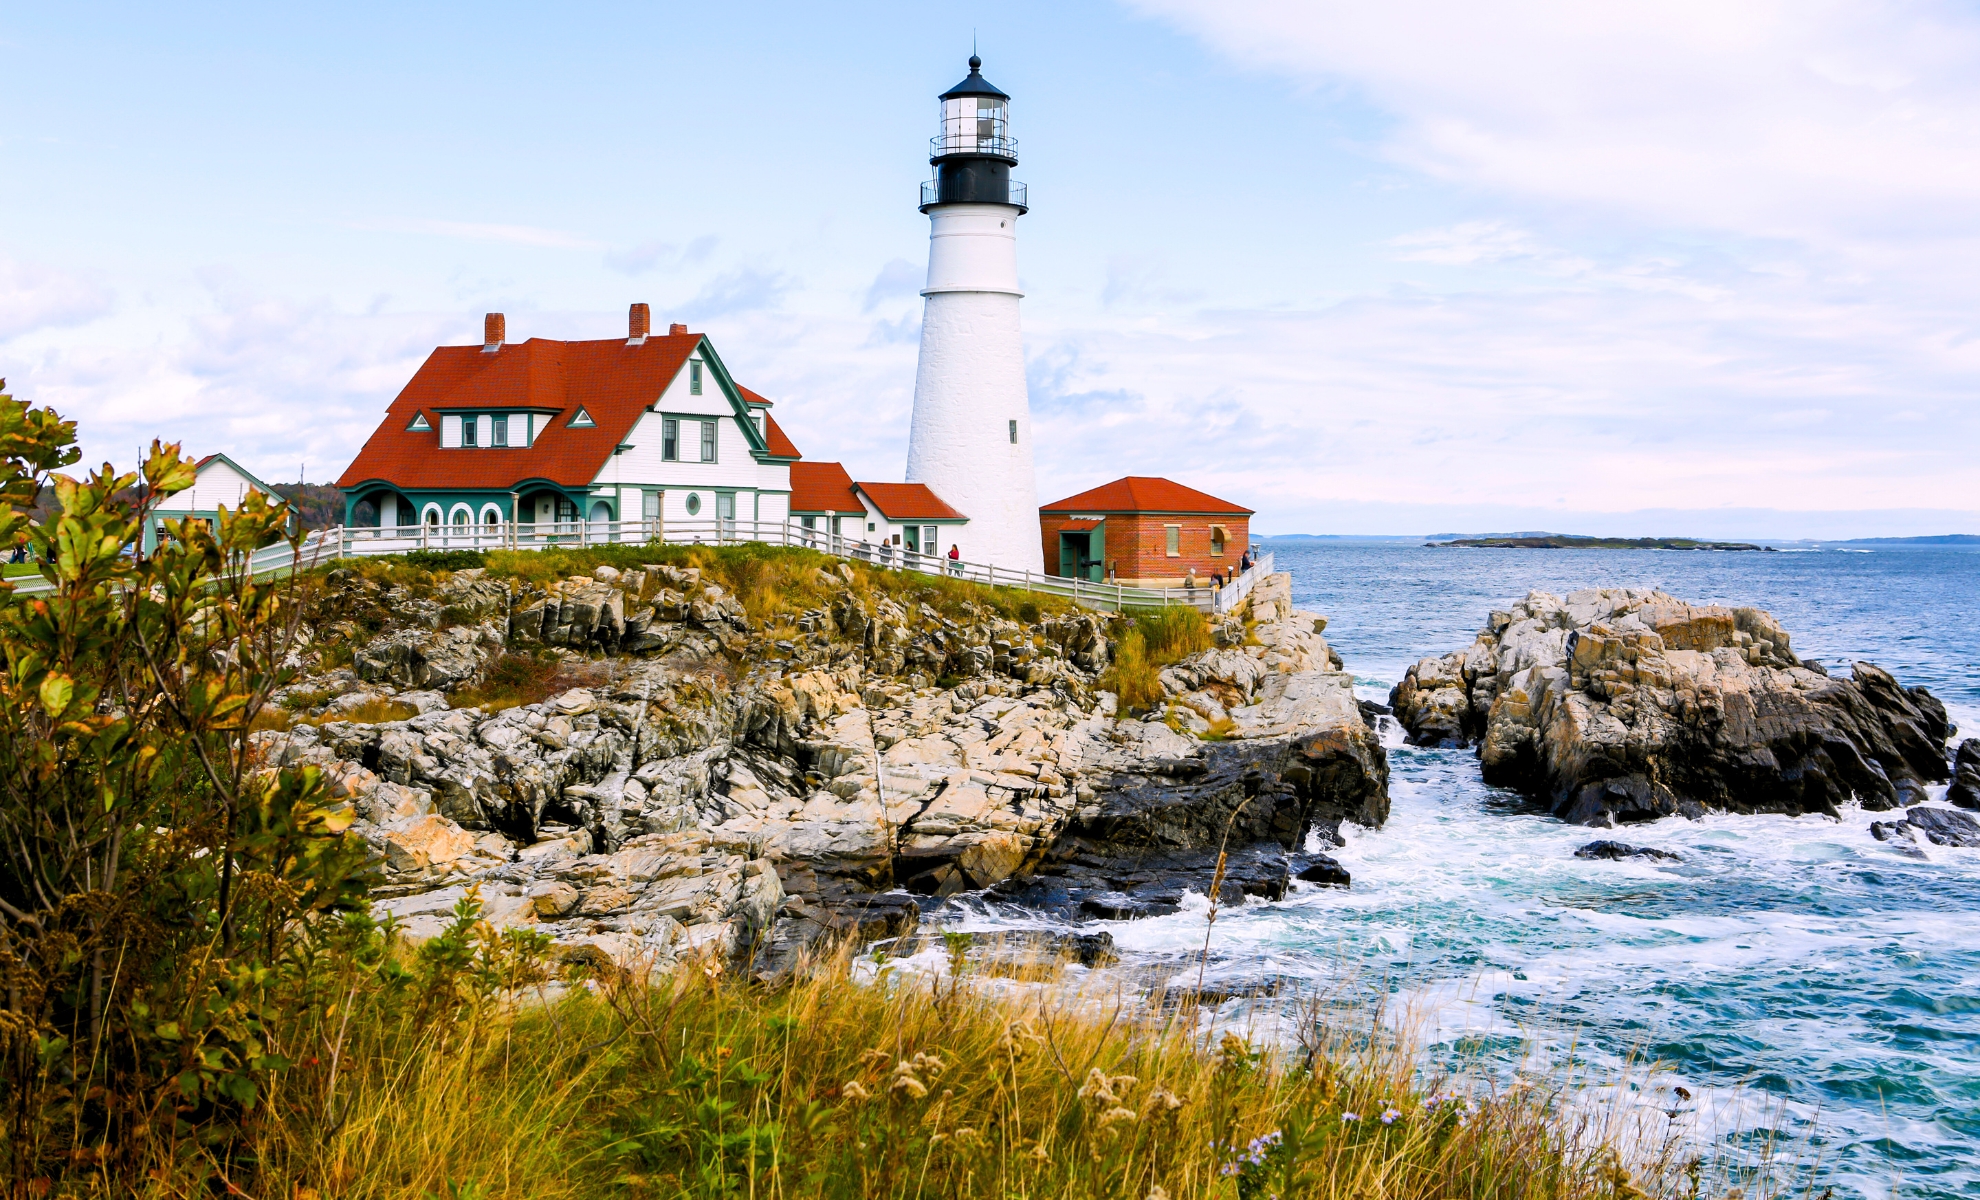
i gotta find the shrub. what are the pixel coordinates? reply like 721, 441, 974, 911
0, 390, 372, 1181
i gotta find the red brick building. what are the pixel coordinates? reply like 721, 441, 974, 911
1038, 476, 1253, 587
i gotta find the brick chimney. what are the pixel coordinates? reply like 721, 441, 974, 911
669, 322, 689, 336
628, 302, 651, 343
483, 312, 505, 352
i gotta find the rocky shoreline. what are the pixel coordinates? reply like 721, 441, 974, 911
259, 558, 1389, 980
1390, 588, 1954, 827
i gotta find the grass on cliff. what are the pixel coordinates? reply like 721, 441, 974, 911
101, 919, 1674, 1200
332, 542, 1087, 632
1104, 605, 1215, 712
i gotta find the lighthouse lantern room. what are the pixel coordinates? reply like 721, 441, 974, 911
905, 55, 1043, 572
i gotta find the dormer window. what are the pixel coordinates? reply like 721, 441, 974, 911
462, 416, 477, 447
407, 411, 431, 432
569, 407, 595, 428
492, 415, 508, 447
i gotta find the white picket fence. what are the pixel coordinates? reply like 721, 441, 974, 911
6, 518, 1273, 615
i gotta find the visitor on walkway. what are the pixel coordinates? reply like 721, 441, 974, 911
948, 543, 962, 575
1239, 549, 1253, 574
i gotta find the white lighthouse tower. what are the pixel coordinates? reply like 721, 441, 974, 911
905, 56, 1043, 572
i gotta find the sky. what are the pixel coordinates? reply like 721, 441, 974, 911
3, 0, 1978, 538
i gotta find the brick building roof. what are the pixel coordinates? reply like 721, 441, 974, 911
789, 461, 861, 513
856, 482, 966, 521
1039, 475, 1253, 516
337, 332, 798, 491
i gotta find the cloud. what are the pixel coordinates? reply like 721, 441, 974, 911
1125, 0, 1980, 244
683, 268, 792, 320
349, 218, 602, 249
603, 234, 718, 276
0, 258, 113, 340
862, 258, 922, 312
1100, 255, 1203, 308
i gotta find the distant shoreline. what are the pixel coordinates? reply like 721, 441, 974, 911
1426, 535, 1769, 551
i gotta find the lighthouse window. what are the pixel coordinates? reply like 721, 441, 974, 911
1008, 420, 1018, 444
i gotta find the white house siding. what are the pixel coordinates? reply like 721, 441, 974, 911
175, 459, 262, 512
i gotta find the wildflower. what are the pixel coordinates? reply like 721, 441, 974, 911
1027, 1143, 1051, 1163
1381, 1107, 1402, 1125
858, 1047, 892, 1069
1148, 1189, 1171, 1200
1217, 1031, 1252, 1068
955, 1126, 981, 1145
1098, 1106, 1139, 1128
999, 1019, 1046, 1060
1078, 1067, 1117, 1103
1341, 1112, 1360, 1123
890, 1075, 929, 1099
1143, 1086, 1184, 1116
841, 1081, 871, 1101
913, 1051, 947, 1078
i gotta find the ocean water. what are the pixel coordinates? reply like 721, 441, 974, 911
949, 541, 1980, 1199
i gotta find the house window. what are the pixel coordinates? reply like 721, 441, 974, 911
685, 493, 702, 516
690, 361, 703, 394
699, 419, 717, 462
1210, 526, 1226, 556
1165, 525, 1181, 557
492, 415, 508, 446
406, 411, 431, 432
461, 417, 477, 447
643, 491, 660, 521
569, 407, 595, 428
923, 526, 938, 554
662, 418, 679, 461
1009, 419, 1018, 445
801, 515, 816, 531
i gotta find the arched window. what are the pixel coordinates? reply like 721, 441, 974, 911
424, 506, 442, 528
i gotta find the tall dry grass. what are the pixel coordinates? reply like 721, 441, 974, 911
103, 932, 1714, 1200
1103, 606, 1214, 712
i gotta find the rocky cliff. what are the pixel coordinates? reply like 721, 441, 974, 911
260, 558, 1387, 977
1390, 588, 1950, 825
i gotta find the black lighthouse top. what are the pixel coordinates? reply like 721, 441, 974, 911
940, 56, 1009, 101
921, 55, 1028, 213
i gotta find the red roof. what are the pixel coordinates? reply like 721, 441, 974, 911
762, 413, 801, 460
336, 331, 797, 489
790, 461, 860, 513
1039, 476, 1252, 516
856, 482, 966, 522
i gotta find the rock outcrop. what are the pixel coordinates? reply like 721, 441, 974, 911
265, 562, 1388, 977
1946, 739, 1980, 811
1390, 589, 1950, 826
1870, 805, 1980, 849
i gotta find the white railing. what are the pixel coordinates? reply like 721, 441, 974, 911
6, 520, 1275, 615
1211, 551, 1272, 614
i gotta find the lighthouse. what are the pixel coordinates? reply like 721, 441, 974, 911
905, 56, 1043, 572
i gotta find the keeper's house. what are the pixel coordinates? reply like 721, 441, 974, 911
142, 453, 286, 553
336, 307, 802, 537
1039, 476, 1252, 587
